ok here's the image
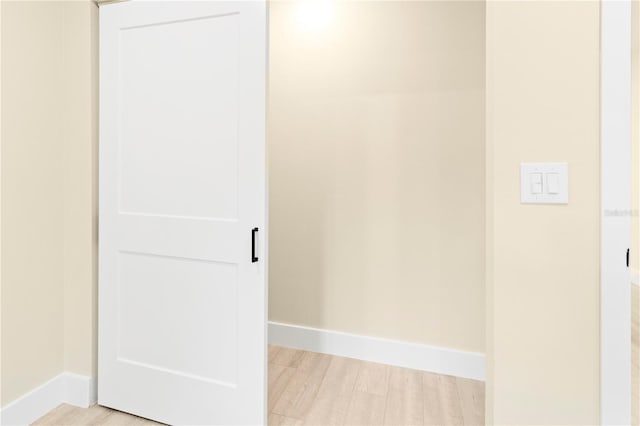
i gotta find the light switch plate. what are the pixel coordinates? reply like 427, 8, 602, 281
520, 162, 568, 204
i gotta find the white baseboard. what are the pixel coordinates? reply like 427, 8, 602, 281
268, 321, 485, 381
64, 373, 96, 408
631, 268, 640, 286
0, 373, 95, 426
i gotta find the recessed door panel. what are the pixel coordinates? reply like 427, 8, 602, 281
118, 14, 240, 220
117, 252, 238, 386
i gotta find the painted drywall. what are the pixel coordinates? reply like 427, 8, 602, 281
268, 1, 485, 353
0, 0, 98, 407
486, 1, 601, 424
1, 0, 66, 406
61, 0, 98, 380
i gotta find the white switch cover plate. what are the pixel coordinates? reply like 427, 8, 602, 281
520, 162, 568, 204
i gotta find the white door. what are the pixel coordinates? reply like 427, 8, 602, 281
601, 0, 632, 424
98, 2, 267, 425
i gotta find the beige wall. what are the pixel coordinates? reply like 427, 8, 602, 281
0, 0, 98, 407
61, 0, 98, 379
486, 1, 601, 424
1, 0, 66, 406
268, 1, 486, 353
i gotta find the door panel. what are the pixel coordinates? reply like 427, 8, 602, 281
118, 12, 240, 219
98, 2, 266, 425
117, 252, 238, 386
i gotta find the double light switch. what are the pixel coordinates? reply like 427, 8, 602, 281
521, 163, 568, 204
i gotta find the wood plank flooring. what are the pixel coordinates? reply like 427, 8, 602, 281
33, 346, 485, 426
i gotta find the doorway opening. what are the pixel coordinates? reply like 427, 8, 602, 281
266, 1, 486, 425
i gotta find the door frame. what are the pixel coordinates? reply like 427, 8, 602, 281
601, 0, 632, 424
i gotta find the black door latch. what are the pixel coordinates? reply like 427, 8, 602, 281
252, 228, 259, 263
626, 248, 630, 268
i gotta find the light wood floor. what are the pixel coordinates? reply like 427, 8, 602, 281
34, 345, 484, 426
633, 285, 639, 426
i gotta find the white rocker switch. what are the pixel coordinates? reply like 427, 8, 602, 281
521, 162, 569, 204
530, 173, 543, 194
546, 172, 560, 194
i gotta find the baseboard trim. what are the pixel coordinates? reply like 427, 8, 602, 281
64, 373, 96, 408
268, 321, 485, 381
631, 268, 640, 286
0, 373, 95, 426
